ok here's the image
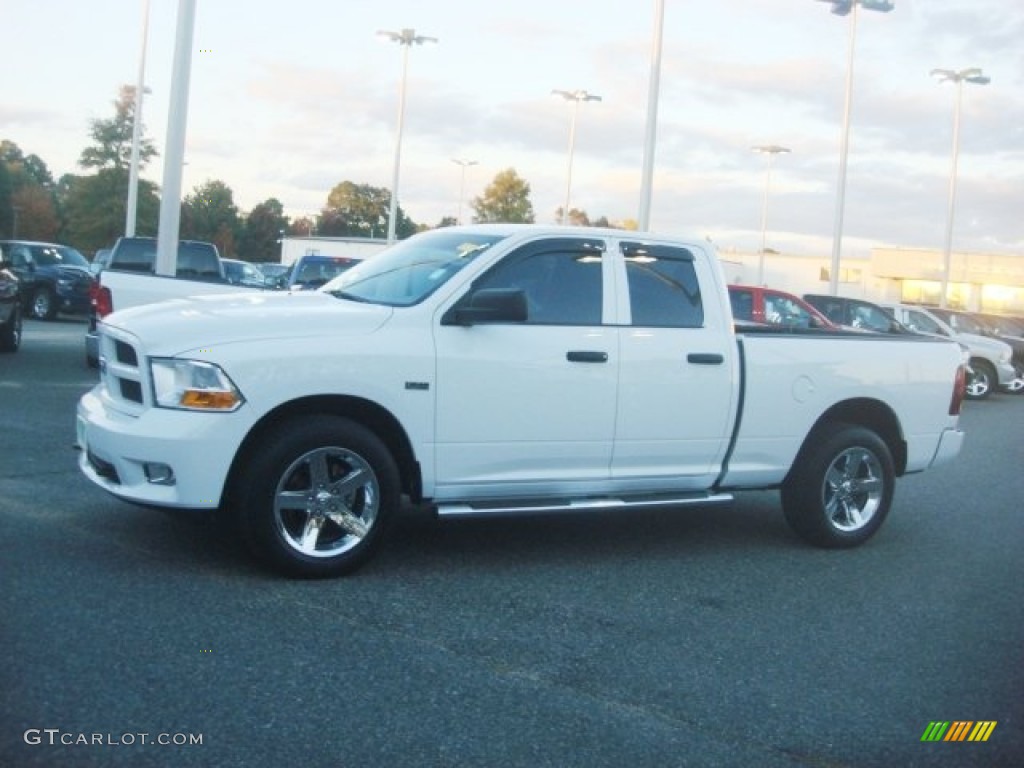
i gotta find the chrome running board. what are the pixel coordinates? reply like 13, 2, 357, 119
436, 491, 733, 518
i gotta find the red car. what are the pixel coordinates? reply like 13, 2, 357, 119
728, 284, 837, 330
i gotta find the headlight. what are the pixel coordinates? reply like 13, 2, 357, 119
150, 358, 245, 411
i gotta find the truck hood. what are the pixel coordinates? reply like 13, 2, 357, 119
103, 291, 393, 355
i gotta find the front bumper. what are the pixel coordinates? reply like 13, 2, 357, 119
76, 385, 249, 509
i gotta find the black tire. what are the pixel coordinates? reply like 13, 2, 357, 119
0, 304, 21, 353
781, 423, 894, 548
234, 416, 399, 578
965, 359, 995, 400
30, 287, 57, 320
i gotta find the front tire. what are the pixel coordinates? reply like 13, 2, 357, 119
234, 416, 399, 577
781, 423, 894, 548
965, 360, 994, 400
31, 287, 57, 320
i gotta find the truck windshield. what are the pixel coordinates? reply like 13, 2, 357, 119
323, 231, 507, 306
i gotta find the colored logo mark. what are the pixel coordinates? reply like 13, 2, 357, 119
921, 721, 997, 742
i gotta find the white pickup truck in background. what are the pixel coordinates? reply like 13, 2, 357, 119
86, 236, 267, 366
77, 225, 967, 577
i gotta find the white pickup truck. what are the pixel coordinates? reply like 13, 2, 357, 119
76, 225, 967, 577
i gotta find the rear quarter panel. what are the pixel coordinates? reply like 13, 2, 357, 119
721, 331, 962, 488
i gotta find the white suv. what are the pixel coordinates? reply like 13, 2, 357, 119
881, 303, 1017, 399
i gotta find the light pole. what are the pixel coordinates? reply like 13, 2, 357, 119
378, 28, 437, 244
451, 158, 478, 225
552, 89, 602, 225
932, 67, 990, 309
125, 0, 151, 237
638, 0, 666, 231
752, 145, 790, 285
816, 0, 894, 295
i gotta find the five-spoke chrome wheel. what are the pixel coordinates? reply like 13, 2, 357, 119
782, 423, 894, 548
273, 446, 380, 559
822, 446, 885, 533
235, 416, 399, 577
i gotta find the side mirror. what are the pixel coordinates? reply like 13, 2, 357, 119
442, 288, 528, 326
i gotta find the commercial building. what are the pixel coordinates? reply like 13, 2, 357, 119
721, 246, 1024, 313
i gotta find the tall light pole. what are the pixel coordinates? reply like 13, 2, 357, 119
155, 0, 196, 277
816, 0, 894, 295
638, 0, 666, 232
752, 145, 790, 285
932, 67, 990, 309
125, 0, 151, 237
552, 89, 602, 225
451, 158, 478, 225
378, 28, 437, 244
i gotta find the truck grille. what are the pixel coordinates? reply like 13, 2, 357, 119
97, 326, 148, 411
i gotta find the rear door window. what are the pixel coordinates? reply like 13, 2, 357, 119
622, 242, 703, 328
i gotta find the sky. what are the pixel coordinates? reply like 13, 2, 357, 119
3, 0, 1023, 259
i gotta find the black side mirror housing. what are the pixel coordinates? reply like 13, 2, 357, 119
442, 288, 528, 326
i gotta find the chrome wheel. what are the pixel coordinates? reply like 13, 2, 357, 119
822, 447, 885, 532
965, 363, 992, 399
782, 423, 894, 548
31, 288, 55, 320
273, 446, 380, 559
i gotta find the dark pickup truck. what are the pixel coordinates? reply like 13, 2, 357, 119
0, 240, 93, 320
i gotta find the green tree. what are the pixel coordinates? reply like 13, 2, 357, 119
2, 140, 55, 190
60, 169, 159, 254
181, 179, 241, 256
472, 168, 535, 223
239, 198, 288, 263
1, 140, 59, 239
79, 86, 157, 171
0, 161, 12, 237
320, 181, 414, 239
11, 185, 60, 242
288, 216, 316, 237
56, 86, 159, 250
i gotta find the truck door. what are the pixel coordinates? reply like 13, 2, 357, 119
432, 237, 617, 497
611, 242, 736, 489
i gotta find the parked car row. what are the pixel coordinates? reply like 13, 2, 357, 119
726, 282, 1024, 401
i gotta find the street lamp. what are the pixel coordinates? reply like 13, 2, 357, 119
816, 0, 894, 295
638, 0, 666, 232
126, 0, 151, 237
932, 67, 990, 309
552, 89, 602, 225
752, 145, 791, 285
451, 158, 478, 225
378, 28, 437, 244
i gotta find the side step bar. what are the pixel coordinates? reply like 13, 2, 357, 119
436, 491, 733, 519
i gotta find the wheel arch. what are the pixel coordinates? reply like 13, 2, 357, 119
224, 395, 422, 506
796, 398, 906, 477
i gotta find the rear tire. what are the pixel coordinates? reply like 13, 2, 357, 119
781, 423, 894, 548
234, 416, 399, 577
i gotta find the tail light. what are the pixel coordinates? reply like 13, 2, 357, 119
949, 364, 966, 415
89, 280, 113, 318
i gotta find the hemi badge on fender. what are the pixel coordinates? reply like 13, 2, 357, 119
405, 382, 430, 391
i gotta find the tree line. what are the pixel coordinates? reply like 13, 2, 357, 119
1, 86, 630, 263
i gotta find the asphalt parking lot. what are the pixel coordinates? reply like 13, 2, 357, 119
2, 318, 1022, 767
